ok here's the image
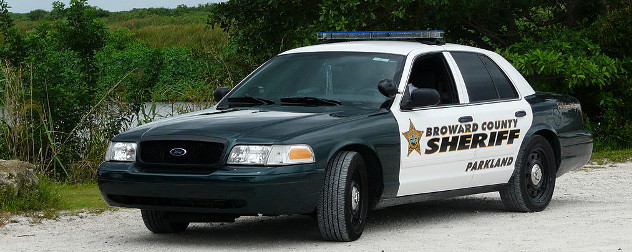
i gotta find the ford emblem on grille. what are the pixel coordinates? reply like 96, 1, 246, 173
169, 148, 187, 157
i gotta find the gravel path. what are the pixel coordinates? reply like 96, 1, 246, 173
1, 163, 631, 251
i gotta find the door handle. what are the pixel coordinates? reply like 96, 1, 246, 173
515, 110, 527, 117
458, 116, 473, 123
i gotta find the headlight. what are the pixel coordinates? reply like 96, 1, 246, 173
227, 145, 271, 165
227, 144, 315, 165
105, 142, 137, 162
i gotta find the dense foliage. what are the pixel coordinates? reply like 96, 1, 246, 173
0, 1, 232, 181
209, 0, 632, 150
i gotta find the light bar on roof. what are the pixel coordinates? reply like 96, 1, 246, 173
317, 30, 444, 40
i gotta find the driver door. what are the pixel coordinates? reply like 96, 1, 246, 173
391, 51, 476, 196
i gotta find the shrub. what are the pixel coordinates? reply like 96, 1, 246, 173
152, 47, 210, 102
95, 41, 160, 103
0, 177, 60, 213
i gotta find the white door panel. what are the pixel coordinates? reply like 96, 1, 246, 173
391, 50, 477, 196
394, 106, 477, 196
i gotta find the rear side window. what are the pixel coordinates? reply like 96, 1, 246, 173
479, 55, 518, 99
451, 52, 518, 102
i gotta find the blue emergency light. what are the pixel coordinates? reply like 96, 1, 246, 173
317, 30, 444, 40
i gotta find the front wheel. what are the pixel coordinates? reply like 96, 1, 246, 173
317, 151, 369, 242
500, 135, 556, 212
141, 210, 189, 233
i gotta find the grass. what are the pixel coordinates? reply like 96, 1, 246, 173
589, 148, 632, 164
106, 15, 207, 29
52, 182, 111, 211
127, 23, 227, 48
0, 180, 112, 226
14, 20, 39, 33
0, 179, 60, 214
105, 14, 227, 48
13, 9, 227, 49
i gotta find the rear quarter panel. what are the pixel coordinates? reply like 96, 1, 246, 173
524, 92, 593, 176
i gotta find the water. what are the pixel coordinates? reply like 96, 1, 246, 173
0, 102, 210, 132
123, 102, 210, 130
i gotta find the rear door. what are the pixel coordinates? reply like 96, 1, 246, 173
447, 51, 533, 187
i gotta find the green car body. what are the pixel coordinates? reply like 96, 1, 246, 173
99, 106, 401, 214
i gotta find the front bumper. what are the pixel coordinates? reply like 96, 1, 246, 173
98, 162, 323, 215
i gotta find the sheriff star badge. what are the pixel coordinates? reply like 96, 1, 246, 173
402, 119, 423, 156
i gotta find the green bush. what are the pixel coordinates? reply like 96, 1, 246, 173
152, 47, 210, 101
95, 41, 160, 103
499, 17, 631, 150
0, 178, 60, 213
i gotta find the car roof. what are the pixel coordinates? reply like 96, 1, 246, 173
279, 40, 536, 97
280, 41, 483, 56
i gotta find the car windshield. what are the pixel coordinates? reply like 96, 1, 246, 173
224, 52, 405, 108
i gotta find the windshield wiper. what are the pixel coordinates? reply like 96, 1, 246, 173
227, 96, 275, 105
280, 97, 342, 106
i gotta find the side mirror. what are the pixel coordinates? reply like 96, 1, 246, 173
410, 88, 440, 107
213, 87, 231, 102
378, 79, 398, 98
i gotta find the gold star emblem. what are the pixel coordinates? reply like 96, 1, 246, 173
402, 119, 423, 156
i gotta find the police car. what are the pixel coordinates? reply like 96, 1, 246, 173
98, 31, 593, 241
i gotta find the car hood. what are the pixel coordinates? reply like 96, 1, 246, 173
113, 107, 385, 144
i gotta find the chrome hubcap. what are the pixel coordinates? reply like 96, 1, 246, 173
531, 164, 542, 186
351, 183, 360, 211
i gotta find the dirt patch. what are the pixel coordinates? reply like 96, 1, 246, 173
0, 212, 9, 227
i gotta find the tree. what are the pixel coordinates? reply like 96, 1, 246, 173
209, 0, 321, 61
52, 0, 107, 59
27, 9, 50, 21
0, 0, 26, 66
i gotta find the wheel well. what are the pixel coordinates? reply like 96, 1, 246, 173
533, 130, 561, 171
338, 145, 384, 208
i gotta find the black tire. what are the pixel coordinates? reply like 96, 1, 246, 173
141, 210, 189, 233
317, 151, 369, 242
500, 135, 556, 212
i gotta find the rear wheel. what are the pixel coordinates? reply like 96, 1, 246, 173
500, 135, 556, 212
141, 210, 189, 233
317, 151, 369, 242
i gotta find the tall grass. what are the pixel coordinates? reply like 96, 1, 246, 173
0, 63, 51, 170
106, 14, 228, 49
107, 15, 207, 29
14, 9, 227, 49
130, 24, 227, 49
13, 20, 38, 34
1, 62, 213, 183
1, 63, 131, 182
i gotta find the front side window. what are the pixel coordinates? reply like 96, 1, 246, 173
222, 52, 405, 109
400, 52, 459, 109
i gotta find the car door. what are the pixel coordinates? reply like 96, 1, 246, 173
391, 50, 477, 196
447, 51, 534, 187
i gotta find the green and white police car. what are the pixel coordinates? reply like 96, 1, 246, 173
99, 31, 593, 241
